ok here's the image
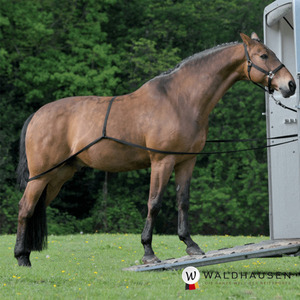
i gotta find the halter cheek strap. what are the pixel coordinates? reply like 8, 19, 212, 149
243, 43, 285, 94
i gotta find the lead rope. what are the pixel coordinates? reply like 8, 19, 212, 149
271, 93, 297, 113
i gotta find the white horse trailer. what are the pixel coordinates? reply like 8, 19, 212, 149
265, 0, 300, 239
125, 0, 300, 271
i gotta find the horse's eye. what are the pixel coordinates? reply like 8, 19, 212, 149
260, 54, 268, 60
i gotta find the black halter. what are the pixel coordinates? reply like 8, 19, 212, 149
243, 43, 285, 94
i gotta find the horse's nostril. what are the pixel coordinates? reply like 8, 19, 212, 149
289, 81, 296, 94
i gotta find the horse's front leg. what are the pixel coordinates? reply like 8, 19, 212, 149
175, 158, 205, 256
141, 158, 174, 264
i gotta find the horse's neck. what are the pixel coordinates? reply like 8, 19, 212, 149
166, 43, 246, 122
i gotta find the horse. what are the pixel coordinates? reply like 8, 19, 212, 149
15, 33, 296, 267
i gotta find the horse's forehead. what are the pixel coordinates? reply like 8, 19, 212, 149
252, 42, 268, 52
263, 45, 278, 58
252, 42, 276, 56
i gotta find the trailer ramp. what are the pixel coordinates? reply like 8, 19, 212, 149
123, 239, 300, 272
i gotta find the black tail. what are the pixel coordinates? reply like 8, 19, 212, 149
16, 113, 48, 252
17, 113, 35, 191
24, 186, 48, 251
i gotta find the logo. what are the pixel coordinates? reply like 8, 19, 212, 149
182, 266, 200, 290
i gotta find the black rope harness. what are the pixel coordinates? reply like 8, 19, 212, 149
28, 95, 298, 182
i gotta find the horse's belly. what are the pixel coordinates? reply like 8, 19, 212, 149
76, 141, 151, 172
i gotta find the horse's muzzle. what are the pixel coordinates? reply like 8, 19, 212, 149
280, 80, 296, 98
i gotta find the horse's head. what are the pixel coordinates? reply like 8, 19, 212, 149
240, 32, 296, 98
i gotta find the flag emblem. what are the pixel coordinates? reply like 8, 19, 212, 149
182, 266, 200, 290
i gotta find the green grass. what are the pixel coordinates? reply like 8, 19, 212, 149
1, 234, 300, 299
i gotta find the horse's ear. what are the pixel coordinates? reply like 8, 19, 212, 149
251, 32, 261, 41
240, 33, 253, 46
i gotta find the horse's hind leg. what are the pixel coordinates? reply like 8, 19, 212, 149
141, 159, 174, 264
15, 165, 76, 267
175, 158, 204, 256
14, 180, 48, 266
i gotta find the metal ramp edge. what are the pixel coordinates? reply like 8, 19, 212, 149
123, 239, 300, 272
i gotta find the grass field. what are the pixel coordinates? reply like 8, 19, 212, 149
0, 234, 300, 299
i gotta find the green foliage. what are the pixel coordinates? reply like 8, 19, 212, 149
92, 192, 145, 234
2, 0, 119, 105
0, 0, 273, 236
0, 187, 22, 234
91, 170, 149, 234
47, 207, 78, 235
122, 38, 181, 90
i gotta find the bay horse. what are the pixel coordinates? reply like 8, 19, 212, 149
15, 33, 296, 267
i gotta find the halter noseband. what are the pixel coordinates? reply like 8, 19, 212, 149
243, 42, 285, 94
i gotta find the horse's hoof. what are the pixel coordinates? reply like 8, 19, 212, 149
142, 255, 161, 264
186, 245, 205, 256
16, 255, 31, 267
